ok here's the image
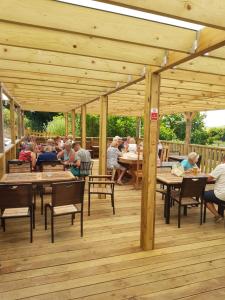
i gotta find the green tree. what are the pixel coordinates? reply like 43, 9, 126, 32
25, 111, 58, 131
107, 116, 137, 137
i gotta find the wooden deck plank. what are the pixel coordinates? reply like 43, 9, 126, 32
0, 161, 225, 299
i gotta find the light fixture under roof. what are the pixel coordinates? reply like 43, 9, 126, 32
58, 0, 204, 31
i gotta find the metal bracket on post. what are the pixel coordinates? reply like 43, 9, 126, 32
161, 50, 168, 67
190, 31, 201, 54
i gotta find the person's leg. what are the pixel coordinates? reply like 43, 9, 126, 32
204, 190, 223, 221
117, 165, 126, 184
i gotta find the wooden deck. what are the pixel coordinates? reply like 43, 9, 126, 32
1, 161, 225, 299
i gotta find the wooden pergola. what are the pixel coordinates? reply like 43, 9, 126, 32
0, 0, 225, 250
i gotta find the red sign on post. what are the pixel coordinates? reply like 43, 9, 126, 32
150, 108, 158, 121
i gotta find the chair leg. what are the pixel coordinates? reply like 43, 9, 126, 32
71, 213, 75, 225
178, 203, 181, 228
41, 194, 44, 215
44, 205, 48, 230
51, 210, 54, 243
2, 218, 5, 232
88, 193, 91, 216
33, 205, 35, 229
183, 206, 187, 216
111, 194, 115, 215
80, 211, 83, 237
203, 202, 207, 223
30, 209, 33, 243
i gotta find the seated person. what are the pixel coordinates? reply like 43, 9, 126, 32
118, 137, 125, 152
36, 145, 57, 166
70, 142, 91, 176
126, 137, 137, 154
204, 155, 225, 223
107, 140, 126, 185
57, 141, 75, 165
181, 152, 199, 173
19, 143, 36, 170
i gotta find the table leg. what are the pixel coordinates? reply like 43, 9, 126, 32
200, 196, 203, 225
165, 185, 171, 224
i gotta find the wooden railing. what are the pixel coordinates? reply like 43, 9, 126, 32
0, 140, 21, 178
25, 131, 225, 173
161, 141, 225, 173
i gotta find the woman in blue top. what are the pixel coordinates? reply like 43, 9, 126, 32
181, 152, 199, 173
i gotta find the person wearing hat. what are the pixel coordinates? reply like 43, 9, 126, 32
181, 152, 199, 173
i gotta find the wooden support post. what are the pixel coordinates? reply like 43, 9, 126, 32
184, 112, 196, 155
0, 86, 4, 153
17, 106, 21, 139
10, 98, 15, 145
65, 112, 68, 136
99, 95, 108, 176
81, 105, 87, 148
141, 70, 160, 251
71, 109, 76, 140
21, 110, 25, 137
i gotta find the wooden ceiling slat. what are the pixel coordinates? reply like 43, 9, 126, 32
0, 0, 196, 52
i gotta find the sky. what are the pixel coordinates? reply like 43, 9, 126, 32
204, 111, 225, 128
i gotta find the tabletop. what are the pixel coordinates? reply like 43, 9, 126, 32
157, 172, 209, 185
0, 171, 75, 184
168, 155, 187, 162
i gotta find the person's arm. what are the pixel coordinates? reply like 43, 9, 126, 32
69, 151, 76, 164
31, 152, 36, 170
57, 150, 64, 159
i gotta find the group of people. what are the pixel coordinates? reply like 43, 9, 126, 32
107, 136, 141, 185
18, 135, 91, 176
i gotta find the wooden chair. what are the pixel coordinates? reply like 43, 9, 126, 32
160, 146, 169, 162
39, 160, 65, 172
170, 177, 207, 228
45, 180, 85, 243
39, 161, 65, 215
0, 183, 34, 242
8, 160, 32, 173
88, 172, 115, 216
79, 160, 94, 177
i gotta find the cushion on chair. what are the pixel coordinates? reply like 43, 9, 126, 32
53, 204, 78, 215
2, 207, 29, 217
90, 186, 112, 194
170, 190, 200, 205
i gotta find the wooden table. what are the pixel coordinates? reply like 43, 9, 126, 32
168, 155, 187, 162
157, 173, 211, 224
119, 155, 177, 186
0, 171, 75, 184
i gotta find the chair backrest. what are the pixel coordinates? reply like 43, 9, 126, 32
40, 160, 65, 172
8, 160, 32, 173
180, 177, 207, 198
80, 161, 93, 176
196, 155, 202, 168
0, 184, 33, 209
161, 146, 169, 162
51, 180, 85, 207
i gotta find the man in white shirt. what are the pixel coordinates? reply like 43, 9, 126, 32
204, 156, 225, 223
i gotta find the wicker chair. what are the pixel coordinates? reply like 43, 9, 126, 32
0, 183, 34, 242
39, 161, 65, 214
44, 180, 85, 243
170, 177, 207, 228
8, 160, 32, 173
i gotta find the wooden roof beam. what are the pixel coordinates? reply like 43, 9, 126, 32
97, 0, 225, 30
